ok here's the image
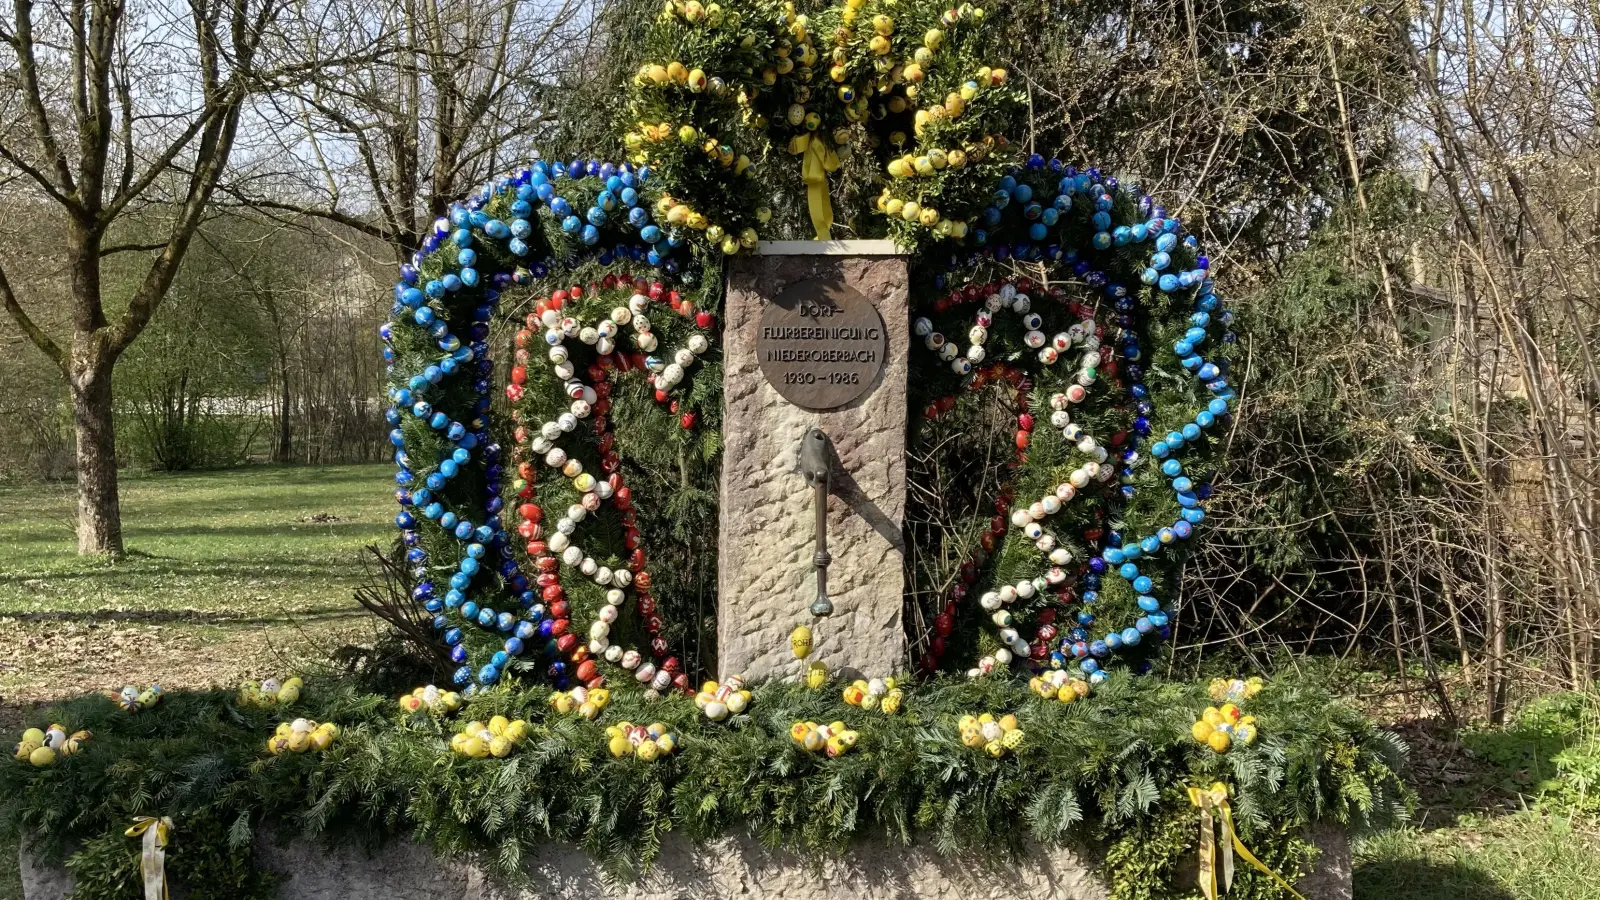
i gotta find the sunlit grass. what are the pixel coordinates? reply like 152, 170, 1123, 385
0, 464, 394, 706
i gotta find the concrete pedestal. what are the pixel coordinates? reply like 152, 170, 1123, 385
717, 241, 909, 682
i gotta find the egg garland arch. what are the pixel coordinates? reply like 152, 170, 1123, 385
903, 156, 1235, 687
382, 0, 1235, 693
381, 155, 1235, 696
384, 158, 723, 694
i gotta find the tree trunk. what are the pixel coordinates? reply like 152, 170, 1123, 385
71, 361, 124, 555
274, 362, 294, 463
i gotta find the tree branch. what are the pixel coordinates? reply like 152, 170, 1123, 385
0, 259, 66, 373
99, 241, 171, 256
218, 188, 397, 244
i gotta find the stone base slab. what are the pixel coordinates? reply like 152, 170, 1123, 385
21, 826, 1351, 900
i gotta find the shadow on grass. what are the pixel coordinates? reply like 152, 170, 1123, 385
1354, 857, 1514, 900
0, 556, 379, 583
0, 608, 363, 626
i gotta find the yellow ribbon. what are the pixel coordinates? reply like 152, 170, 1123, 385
789, 133, 840, 240
125, 816, 173, 900
1187, 783, 1306, 900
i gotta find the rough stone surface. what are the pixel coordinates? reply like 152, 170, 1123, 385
21, 828, 1355, 900
21, 832, 1104, 900
1297, 825, 1353, 900
718, 252, 909, 682
17, 840, 73, 900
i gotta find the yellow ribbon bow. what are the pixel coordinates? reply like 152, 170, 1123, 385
788, 133, 840, 240
125, 816, 173, 900
1187, 783, 1306, 900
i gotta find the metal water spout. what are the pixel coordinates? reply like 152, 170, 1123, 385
799, 427, 834, 617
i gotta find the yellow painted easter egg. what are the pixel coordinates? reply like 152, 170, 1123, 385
1191, 720, 1215, 743
806, 662, 828, 689
790, 625, 814, 659
608, 735, 634, 758
489, 736, 513, 758
881, 689, 903, 715
1207, 731, 1233, 753
29, 746, 56, 767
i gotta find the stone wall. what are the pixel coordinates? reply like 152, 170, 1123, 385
20, 827, 1351, 900
717, 245, 909, 682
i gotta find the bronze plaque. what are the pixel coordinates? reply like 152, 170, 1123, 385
757, 278, 887, 410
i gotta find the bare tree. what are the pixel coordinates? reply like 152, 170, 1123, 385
231, 0, 590, 263
0, 0, 301, 553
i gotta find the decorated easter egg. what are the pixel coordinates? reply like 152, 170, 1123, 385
802, 728, 826, 752
790, 625, 813, 658
881, 689, 903, 714
806, 661, 828, 689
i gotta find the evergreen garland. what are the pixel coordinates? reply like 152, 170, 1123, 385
2, 674, 1408, 900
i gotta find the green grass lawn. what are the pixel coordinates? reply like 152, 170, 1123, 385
0, 464, 392, 708
1355, 812, 1600, 900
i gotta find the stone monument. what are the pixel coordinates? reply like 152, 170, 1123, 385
717, 240, 908, 681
